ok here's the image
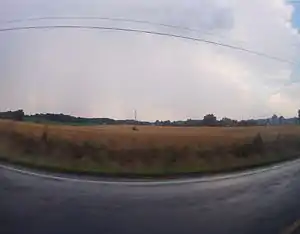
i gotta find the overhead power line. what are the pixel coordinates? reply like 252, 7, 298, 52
2, 16, 219, 35
3, 16, 300, 48
0, 25, 294, 64
0, 16, 249, 45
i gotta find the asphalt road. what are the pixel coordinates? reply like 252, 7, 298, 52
2, 160, 300, 234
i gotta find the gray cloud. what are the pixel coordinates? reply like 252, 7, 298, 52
0, 0, 300, 120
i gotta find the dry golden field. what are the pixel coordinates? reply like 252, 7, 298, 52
0, 120, 300, 176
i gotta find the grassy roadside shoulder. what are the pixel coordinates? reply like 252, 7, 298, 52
1, 151, 300, 179
1, 120, 300, 178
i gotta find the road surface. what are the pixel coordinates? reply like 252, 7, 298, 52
2, 160, 300, 234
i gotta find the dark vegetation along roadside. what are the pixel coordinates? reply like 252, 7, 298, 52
0, 117, 300, 177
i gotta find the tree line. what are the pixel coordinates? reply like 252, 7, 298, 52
155, 114, 259, 127
0, 110, 25, 121
0, 110, 297, 127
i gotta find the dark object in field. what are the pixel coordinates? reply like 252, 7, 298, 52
232, 133, 265, 158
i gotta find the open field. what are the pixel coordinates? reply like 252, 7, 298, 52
0, 119, 300, 176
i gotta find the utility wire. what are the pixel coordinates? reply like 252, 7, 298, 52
0, 25, 294, 64
2, 16, 222, 35
0, 16, 249, 45
3, 16, 300, 49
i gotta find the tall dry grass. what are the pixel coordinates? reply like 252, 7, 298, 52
0, 119, 300, 175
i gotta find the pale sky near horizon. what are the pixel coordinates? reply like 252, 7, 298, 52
1, 0, 300, 121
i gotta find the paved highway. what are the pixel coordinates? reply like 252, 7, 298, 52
2, 160, 300, 234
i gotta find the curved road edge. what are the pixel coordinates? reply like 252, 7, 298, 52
1, 156, 300, 186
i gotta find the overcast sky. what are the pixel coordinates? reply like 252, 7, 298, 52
0, 0, 300, 121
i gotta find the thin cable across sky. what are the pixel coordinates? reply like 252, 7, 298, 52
2, 16, 300, 48
1, 16, 248, 45
1, 16, 223, 36
0, 24, 294, 64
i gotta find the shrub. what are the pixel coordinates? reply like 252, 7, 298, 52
252, 133, 264, 154
41, 125, 48, 143
132, 126, 139, 131
231, 133, 264, 158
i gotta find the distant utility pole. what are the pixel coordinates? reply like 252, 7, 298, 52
132, 109, 139, 131
134, 109, 137, 122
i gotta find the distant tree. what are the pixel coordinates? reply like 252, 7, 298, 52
220, 117, 237, 127
238, 119, 258, 127
15, 110, 25, 121
271, 114, 279, 125
279, 116, 284, 125
0, 109, 24, 121
202, 114, 217, 126
155, 120, 161, 126
162, 120, 171, 126
238, 120, 247, 126
185, 119, 203, 127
